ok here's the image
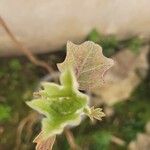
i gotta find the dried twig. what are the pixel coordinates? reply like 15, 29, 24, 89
0, 16, 52, 74
15, 112, 39, 150
111, 135, 126, 146
64, 128, 81, 150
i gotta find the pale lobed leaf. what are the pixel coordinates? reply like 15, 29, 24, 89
34, 131, 56, 150
57, 41, 114, 91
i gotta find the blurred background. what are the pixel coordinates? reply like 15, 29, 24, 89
0, 0, 150, 150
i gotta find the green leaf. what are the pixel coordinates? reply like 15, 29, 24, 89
26, 69, 89, 138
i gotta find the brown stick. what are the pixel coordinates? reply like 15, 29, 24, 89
111, 135, 126, 146
0, 16, 52, 74
16, 112, 39, 150
64, 128, 80, 150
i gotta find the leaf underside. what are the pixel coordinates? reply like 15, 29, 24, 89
34, 132, 56, 150
57, 41, 114, 91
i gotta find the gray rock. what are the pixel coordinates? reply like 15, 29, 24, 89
0, 0, 150, 56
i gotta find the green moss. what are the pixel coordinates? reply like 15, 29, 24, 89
114, 100, 149, 142
87, 29, 143, 57
87, 29, 118, 56
0, 57, 39, 149
0, 105, 11, 121
9, 59, 22, 71
114, 75, 150, 142
90, 131, 112, 150
126, 37, 143, 54
87, 29, 101, 43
